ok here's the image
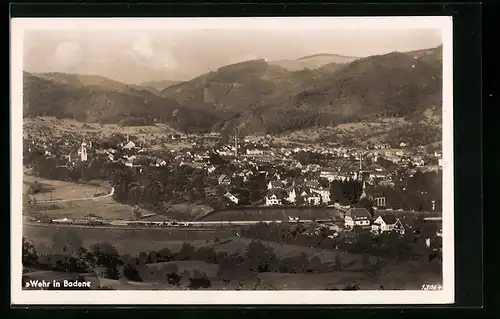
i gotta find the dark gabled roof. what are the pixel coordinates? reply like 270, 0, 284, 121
380, 215, 398, 224
347, 208, 372, 219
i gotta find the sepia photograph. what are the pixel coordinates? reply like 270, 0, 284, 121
11, 17, 453, 305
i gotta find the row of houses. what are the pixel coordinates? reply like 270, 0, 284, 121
342, 207, 443, 239
343, 208, 406, 235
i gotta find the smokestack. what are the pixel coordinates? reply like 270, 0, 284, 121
234, 128, 238, 158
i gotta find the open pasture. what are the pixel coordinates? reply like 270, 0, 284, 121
34, 196, 142, 220
24, 175, 109, 202
24, 223, 235, 256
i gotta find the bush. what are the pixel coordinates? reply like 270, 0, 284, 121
22, 237, 38, 267
244, 241, 278, 273
177, 243, 196, 261
123, 263, 143, 282
188, 270, 211, 290
165, 264, 181, 286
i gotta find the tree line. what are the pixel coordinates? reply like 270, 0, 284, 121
22, 232, 391, 291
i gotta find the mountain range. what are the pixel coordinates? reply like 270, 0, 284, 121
22, 45, 442, 136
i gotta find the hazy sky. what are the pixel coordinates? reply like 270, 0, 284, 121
23, 28, 442, 84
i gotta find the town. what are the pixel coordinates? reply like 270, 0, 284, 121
22, 118, 443, 291
23, 118, 443, 247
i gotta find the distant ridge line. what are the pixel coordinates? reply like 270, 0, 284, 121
297, 53, 359, 60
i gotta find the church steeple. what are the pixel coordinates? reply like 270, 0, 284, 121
80, 140, 88, 162
360, 178, 367, 199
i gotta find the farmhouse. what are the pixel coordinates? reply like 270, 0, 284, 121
371, 215, 405, 235
344, 208, 372, 229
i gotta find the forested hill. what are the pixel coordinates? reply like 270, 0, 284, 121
22, 72, 220, 133
23, 45, 442, 136
213, 47, 443, 135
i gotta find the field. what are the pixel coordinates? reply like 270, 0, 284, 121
199, 207, 336, 222
23, 173, 158, 220
24, 223, 236, 255
24, 175, 110, 202
23, 259, 440, 291
211, 237, 375, 269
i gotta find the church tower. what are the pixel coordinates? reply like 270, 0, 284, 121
359, 178, 367, 199
234, 127, 239, 158
80, 140, 88, 162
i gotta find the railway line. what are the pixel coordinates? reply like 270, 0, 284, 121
24, 217, 329, 231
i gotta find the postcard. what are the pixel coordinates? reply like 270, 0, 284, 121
11, 16, 453, 305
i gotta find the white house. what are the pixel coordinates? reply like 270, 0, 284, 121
310, 188, 330, 204
218, 174, 231, 185
123, 141, 136, 150
246, 149, 263, 155
265, 193, 282, 206
344, 208, 372, 229
205, 165, 216, 173
371, 215, 405, 235
306, 194, 322, 206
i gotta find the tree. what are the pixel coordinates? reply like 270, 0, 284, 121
177, 243, 196, 261
90, 242, 123, 279
123, 263, 143, 282
333, 255, 342, 271
137, 251, 149, 266
165, 264, 181, 287
188, 270, 212, 290
244, 241, 277, 273
22, 237, 38, 267
158, 248, 174, 262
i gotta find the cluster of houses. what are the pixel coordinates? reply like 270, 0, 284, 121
341, 207, 443, 248
264, 178, 331, 207
25, 124, 442, 213
343, 207, 406, 235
